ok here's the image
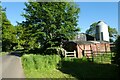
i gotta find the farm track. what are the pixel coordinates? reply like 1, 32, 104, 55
0, 54, 25, 78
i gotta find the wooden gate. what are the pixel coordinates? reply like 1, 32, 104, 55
65, 50, 76, 58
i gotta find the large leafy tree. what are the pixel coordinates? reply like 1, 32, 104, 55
86, 22, 118, 42
2, 8, 18, 51
108, 27, 118, 42
15, 25, 25, 48
86, 22, 97, 37
20, 2, 80, 50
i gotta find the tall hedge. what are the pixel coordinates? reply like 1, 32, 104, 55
113, 36, 120, 66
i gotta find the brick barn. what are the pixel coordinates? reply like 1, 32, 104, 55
62, 40, 111, 58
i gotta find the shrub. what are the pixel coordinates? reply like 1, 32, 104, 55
44, 47, 65, 57
22, 54, 35, 71
113, 36, 120, 66
22, 54, 61, 71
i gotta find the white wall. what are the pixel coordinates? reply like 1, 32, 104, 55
97, 21, 109, 42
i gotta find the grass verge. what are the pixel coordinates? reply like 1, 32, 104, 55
22, 54, 119, 79
21, 54, 74, 78
0, 52, 8, 56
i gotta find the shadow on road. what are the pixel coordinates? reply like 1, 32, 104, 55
8, 50, 24, 57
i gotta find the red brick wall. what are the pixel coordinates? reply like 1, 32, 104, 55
105, 44, 111, 52
100, 43, 106, 52
90, 44, 97, 54
77, 43, 111, 58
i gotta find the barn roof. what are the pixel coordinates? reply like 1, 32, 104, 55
70, 40, 109, 45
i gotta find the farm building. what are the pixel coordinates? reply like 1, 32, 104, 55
62, 41, 111, 58
62, 21, 113, 58
74, 33, 95, 41
74, 21, 109, 42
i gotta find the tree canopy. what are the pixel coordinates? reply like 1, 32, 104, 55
19, 2, 80, 51
0, 5, 2, 51
2, 8, 18, 51
86, 22, 97, 37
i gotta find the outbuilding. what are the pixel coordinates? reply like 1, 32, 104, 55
62, 40, 111, 58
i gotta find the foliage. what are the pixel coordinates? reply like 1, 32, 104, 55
108, 26, 118, 42
86, 22, 118, 42
112, 36, 120, 66
0, 5, 2, 51
22, 54, 61, 70
19, 2, 80, 51
44, 47, 65, 56
86, 22, 97, 37
93, 53, 112, 64
22, 54, 119, 79
2, 8, 18, 51
16, 25, 40, 50
0, 52, 8, 56
59, 58, 119, 79
21, 54, 73, 78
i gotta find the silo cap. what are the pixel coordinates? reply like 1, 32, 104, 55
97, 20, 108, 26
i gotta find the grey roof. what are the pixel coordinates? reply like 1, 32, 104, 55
70, 40, 94, 44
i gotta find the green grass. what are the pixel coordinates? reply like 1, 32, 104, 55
93, 53, 113, 64
0, 52, 8, 56
22, 54, 119, 79
59, 58, 119, 80
21, 54, 74, 78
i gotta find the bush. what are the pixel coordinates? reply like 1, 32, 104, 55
22, 54, 61, 71
44, 47, 65, 57
21, 54, 75, 78
113, 36, 120, 66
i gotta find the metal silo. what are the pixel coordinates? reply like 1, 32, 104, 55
95, 21, 109, 42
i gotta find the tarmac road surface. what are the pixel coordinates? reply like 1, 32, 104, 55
0, 54, 25, 78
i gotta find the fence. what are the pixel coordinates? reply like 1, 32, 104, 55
76, 43, 114, 58
84, 51, 114, 63
65, 50, 76, 58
